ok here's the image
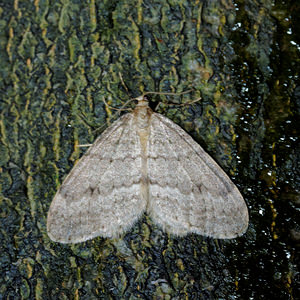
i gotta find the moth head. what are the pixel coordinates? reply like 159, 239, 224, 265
135, 95, 149, 108
135, 95, 148, 106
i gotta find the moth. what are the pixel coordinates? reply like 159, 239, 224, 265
47, 96, 248, 243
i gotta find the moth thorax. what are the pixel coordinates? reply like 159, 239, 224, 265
134, 99, 152, 130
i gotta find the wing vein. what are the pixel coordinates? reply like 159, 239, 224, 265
156, 117, 201, 227
156, 114, 234, 193
84, 116, 130, 233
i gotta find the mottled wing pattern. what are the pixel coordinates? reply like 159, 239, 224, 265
147, 113, 248, 239
47, 113, 146, 243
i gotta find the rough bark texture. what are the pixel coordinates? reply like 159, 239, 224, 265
0, 0, 298, 299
